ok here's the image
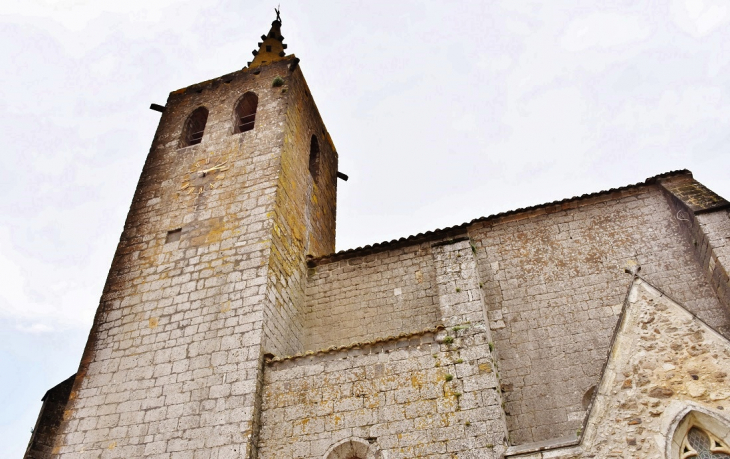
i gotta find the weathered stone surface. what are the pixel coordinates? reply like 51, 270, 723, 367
24, 375, 76, 459
581, 278, 730, 458
469, 184, 730, 445
25, 14, 730, 459
43, 46, 339, 458
659, 174, 730, 214
259, 328, 504, 459
305, 241, 441, 351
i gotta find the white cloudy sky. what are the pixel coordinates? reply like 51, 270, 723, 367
1, 0, 729, 455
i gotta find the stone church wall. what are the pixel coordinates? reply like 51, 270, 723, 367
303, 230, 496, 353
50, 59, 303, 458
263, 62, 339, 359
467, 184, 730, 446
23, 11, 730, 455
304, 241, 442, 351
697, 209, 730, 308
659, 173, 730, 312
24, 375, 76, 459
580, 278, 730, 458
261, 237, 506, 457
258, 327, 506, 459
299, 181, 730, 450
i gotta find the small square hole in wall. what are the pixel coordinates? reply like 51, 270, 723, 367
165, 228, 182, 244
266, 45, 272, 52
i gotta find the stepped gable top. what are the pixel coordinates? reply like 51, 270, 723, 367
170, 11, 296, 96
309, 170, 699, 267
248, 8, 289, 69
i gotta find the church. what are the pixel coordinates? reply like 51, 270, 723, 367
25, 12, 730, 459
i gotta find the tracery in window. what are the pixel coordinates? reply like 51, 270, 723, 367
681, 426, 730, 459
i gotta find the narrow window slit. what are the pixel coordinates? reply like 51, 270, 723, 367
309, 135, 320, 182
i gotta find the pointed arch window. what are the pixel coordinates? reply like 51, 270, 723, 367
234, 92, 258, 134
669, 409, 730, 459
182, 107, 208, 146
681, 427, 730, 458
309, 135, 320, 182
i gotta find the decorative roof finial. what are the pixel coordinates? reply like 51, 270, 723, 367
247, 9, 289, 69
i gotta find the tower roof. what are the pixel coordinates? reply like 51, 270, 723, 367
248, 9, 289, 69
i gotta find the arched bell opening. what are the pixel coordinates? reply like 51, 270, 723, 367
181, 106, 209, 147
233, 92, 258, 134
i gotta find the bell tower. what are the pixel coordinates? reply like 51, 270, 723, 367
41, 12, 338, 459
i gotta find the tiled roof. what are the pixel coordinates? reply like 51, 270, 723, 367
309, 170, 693, 266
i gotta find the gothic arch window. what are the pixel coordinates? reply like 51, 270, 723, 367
667, 408, 730, 459
182, 106, 208, 146
234, 92, 258, 133
681, 427, 730, 458
309, 134, 320, 182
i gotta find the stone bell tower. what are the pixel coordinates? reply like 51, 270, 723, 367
33, 12, 339, 459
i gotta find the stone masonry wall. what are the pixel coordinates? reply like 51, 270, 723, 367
263, 62, 339, 359
659, 173, 730, 314
467, 184, 730, 446
262, 237, 507, 457
25, 375, 76, 459
430, 238, 493, 331
496, 278, 730, 458
51, 59, 297, 459
580, 278, 730, 458
303, 233, 491, 353
258, 327, 505, 459
304, 241, 441, 351
658, 173, 730, 214
697, 209, 730, 309
296, 176, 730, 452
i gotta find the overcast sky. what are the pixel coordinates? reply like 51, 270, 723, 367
2, 0, 729, 455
